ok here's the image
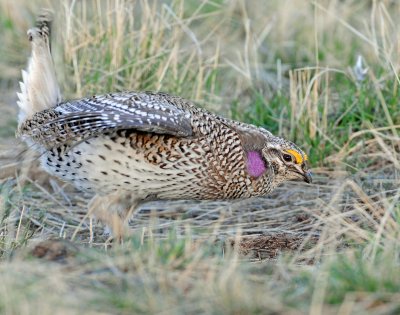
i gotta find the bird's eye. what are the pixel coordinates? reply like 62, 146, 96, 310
282, 154, 293, 162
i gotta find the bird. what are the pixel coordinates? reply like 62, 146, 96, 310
17, 11, 312, 239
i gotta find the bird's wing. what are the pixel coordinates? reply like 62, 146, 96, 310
19, 91, 195, 148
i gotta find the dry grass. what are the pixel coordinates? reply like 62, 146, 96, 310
0, 0, 399, 314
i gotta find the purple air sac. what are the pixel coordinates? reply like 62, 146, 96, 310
246, 151, 266, 178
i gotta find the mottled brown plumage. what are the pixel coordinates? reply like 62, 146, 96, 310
17, 11, 312, 238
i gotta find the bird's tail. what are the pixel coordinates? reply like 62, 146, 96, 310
17, 10, 61, 125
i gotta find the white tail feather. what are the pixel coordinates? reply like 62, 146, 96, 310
17, 11, 61, 125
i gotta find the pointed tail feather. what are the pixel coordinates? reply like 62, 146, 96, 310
17, 9, 61, 125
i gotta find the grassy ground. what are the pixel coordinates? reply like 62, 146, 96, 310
0, 0, 399, 314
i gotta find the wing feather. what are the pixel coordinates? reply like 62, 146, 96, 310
20, 91, 194, 148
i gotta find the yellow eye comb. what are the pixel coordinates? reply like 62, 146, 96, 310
285, 149, 307, 164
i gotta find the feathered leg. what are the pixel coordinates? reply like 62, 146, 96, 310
89, 193, 142, 241
17, 10, 61, 125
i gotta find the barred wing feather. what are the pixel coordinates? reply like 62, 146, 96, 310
20, 92, 194, 148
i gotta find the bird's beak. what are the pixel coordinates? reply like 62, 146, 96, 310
303, 170, 312, 184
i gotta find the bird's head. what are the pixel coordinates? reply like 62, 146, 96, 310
262, 138, 312, 184
244, 133, 312, 186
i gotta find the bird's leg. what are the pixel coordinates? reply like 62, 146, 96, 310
88, 193, 141, 242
